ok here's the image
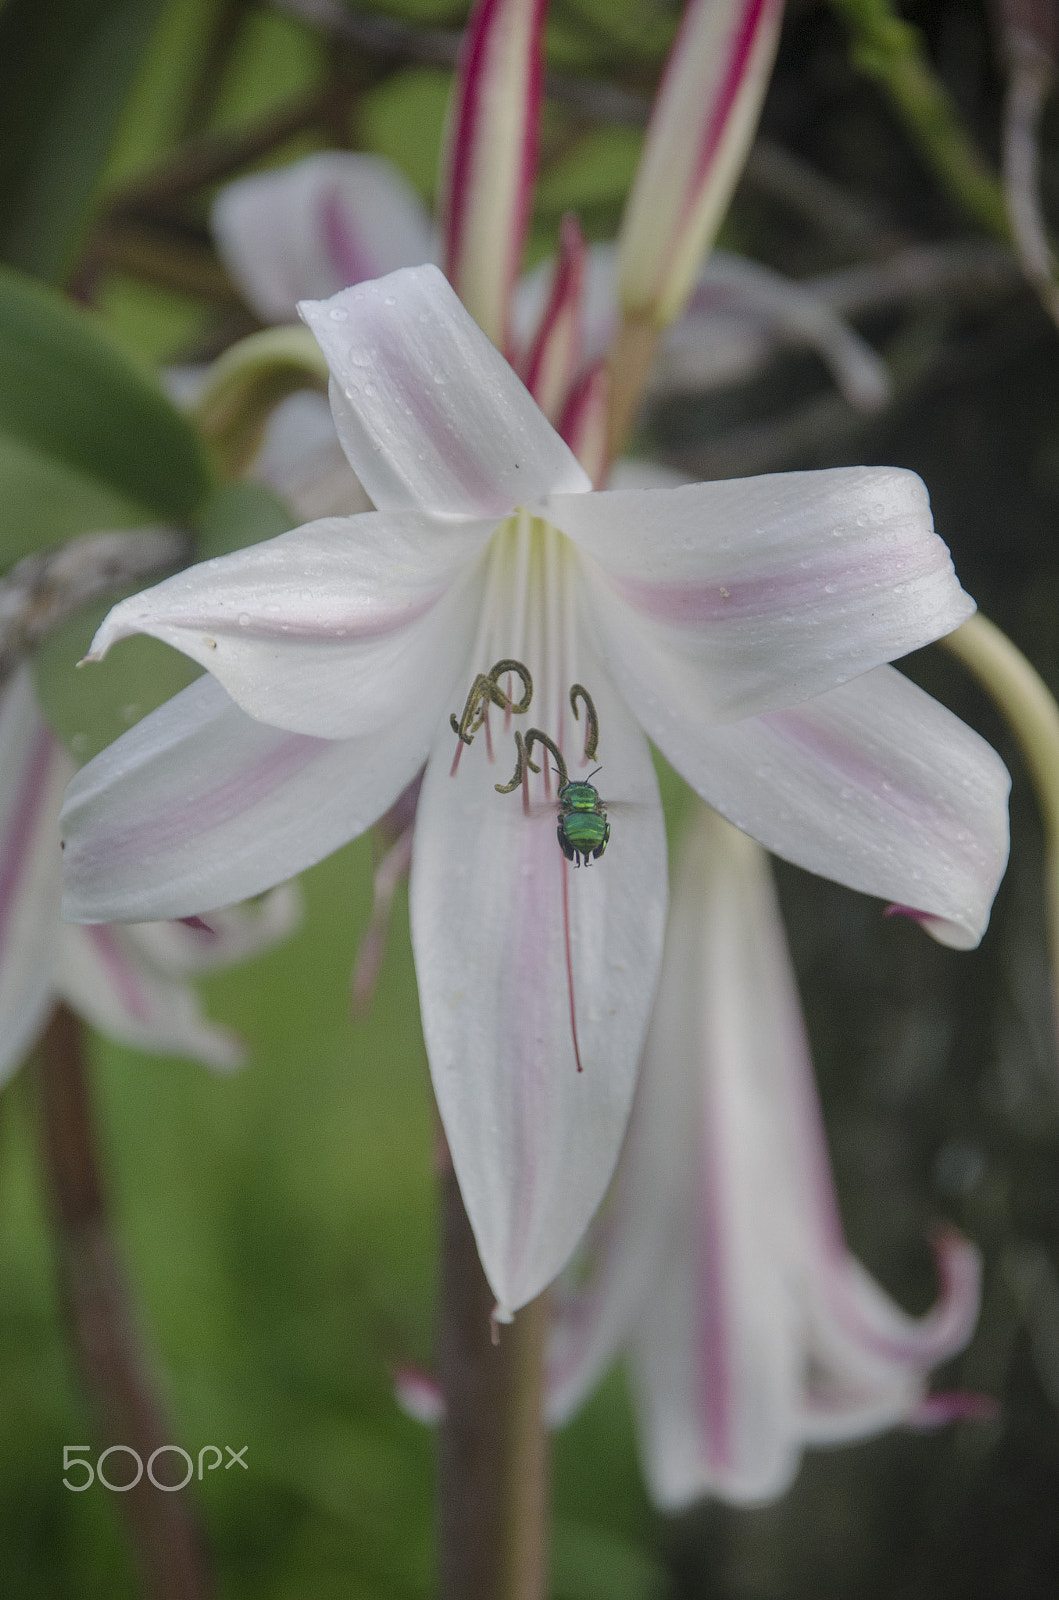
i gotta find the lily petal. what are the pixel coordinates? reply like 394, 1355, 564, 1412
120, 884, 303, 977
212, 152, 436, 324
617, 0, 786, 324
54, 922, 244, 1070
657, 252, 891, 412
621, 808, 982, 1509
299, 266, 591, 518
439, 0, 547, 348
410, 633, 667, 1316
554, 466, 974, 722
520, 213, 588, 423
252, 391, 373, 521
622, 663, 1008, 948
83, 511, 489, 739
0, 670, 71, 1084
60, 675, 439, 924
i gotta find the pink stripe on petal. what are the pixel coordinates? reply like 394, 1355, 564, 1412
521, 213, 587, 421
0, 728, 59, 971
612, 538, 952, 627
696, 1055, 734, 1474
134, 589, 439, 645
558, 360, 610, 485
321, 187, 372, 286
687, 0, 778, 198
442, 0, 547, 348
908, 1389, 999, 1428
85, 925, 152, 1024
89, 734, 331, 868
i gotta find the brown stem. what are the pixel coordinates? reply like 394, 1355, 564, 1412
435, 1159, 549, 1600
35, 1005, 213, 1600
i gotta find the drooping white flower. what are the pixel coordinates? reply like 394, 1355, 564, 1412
548, 802, 988, 1509
60, 264, 1006, 1316
0, 666, 298, 1084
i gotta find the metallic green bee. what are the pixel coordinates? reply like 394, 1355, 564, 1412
555, 769, 610, 866
496, 687, 610, 867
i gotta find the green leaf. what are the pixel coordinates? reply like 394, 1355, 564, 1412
551, 1519, 666, 1600
196, 480, 300, 560
0, 0, 168, 282
0, 266, 213, 529
0, 431, 148, 570
33, 604, 201, 766
32, 480, 297, 759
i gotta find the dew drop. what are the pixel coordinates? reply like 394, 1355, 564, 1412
384, 295, 396, 305
329, 307, 348, 322
824, 582, 838, 594
238, 612, 250, 627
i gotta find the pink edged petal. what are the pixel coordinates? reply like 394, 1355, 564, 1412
513, 241, 618, 372
299, 266, 591, 517
0, 670, 72, 1084
120, 884, 303, 977
54, 922, 244, 1071
611, 662, 1008, 949
555, 466, 974, 722
84, 511, 490, 739
520, 213, 588, 423
813, 1228, 983, 1369
439, 0, 547, 348
211, 152, 436, 323
60, 674, 441, 924
627, 1229, 801, 1510
617, 0, 786, 324
410, 636, 667, 1317
557, 361, 609, 487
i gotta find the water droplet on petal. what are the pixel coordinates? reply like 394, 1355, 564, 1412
238, 612, 250, 627
329, 307, 348, 322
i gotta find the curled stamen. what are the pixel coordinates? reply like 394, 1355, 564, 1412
569, 684, 599, 762
488, 658, 533, 715
450, 658, 534, 745
524, 729, 568, 790
495, 731, 528, 794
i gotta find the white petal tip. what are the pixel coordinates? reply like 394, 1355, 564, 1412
393, 1366, 446, 1425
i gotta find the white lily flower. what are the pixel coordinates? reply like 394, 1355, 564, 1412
61, 264, 1006, 1315
0, 666, 299, 1084
548, 803, 988, 1509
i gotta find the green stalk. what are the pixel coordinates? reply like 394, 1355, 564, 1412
942, 614, 1059, 1056
829, 0, 1011, 240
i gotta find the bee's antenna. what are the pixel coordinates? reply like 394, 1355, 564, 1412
587, 766, 602, 782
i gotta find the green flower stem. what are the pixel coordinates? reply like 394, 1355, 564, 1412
35, 1004, 213, 1600
828, 0, 1010, 241
436, 1155, 549, 1600
942, 614, 1059, 1052
192, 327, 330, 478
